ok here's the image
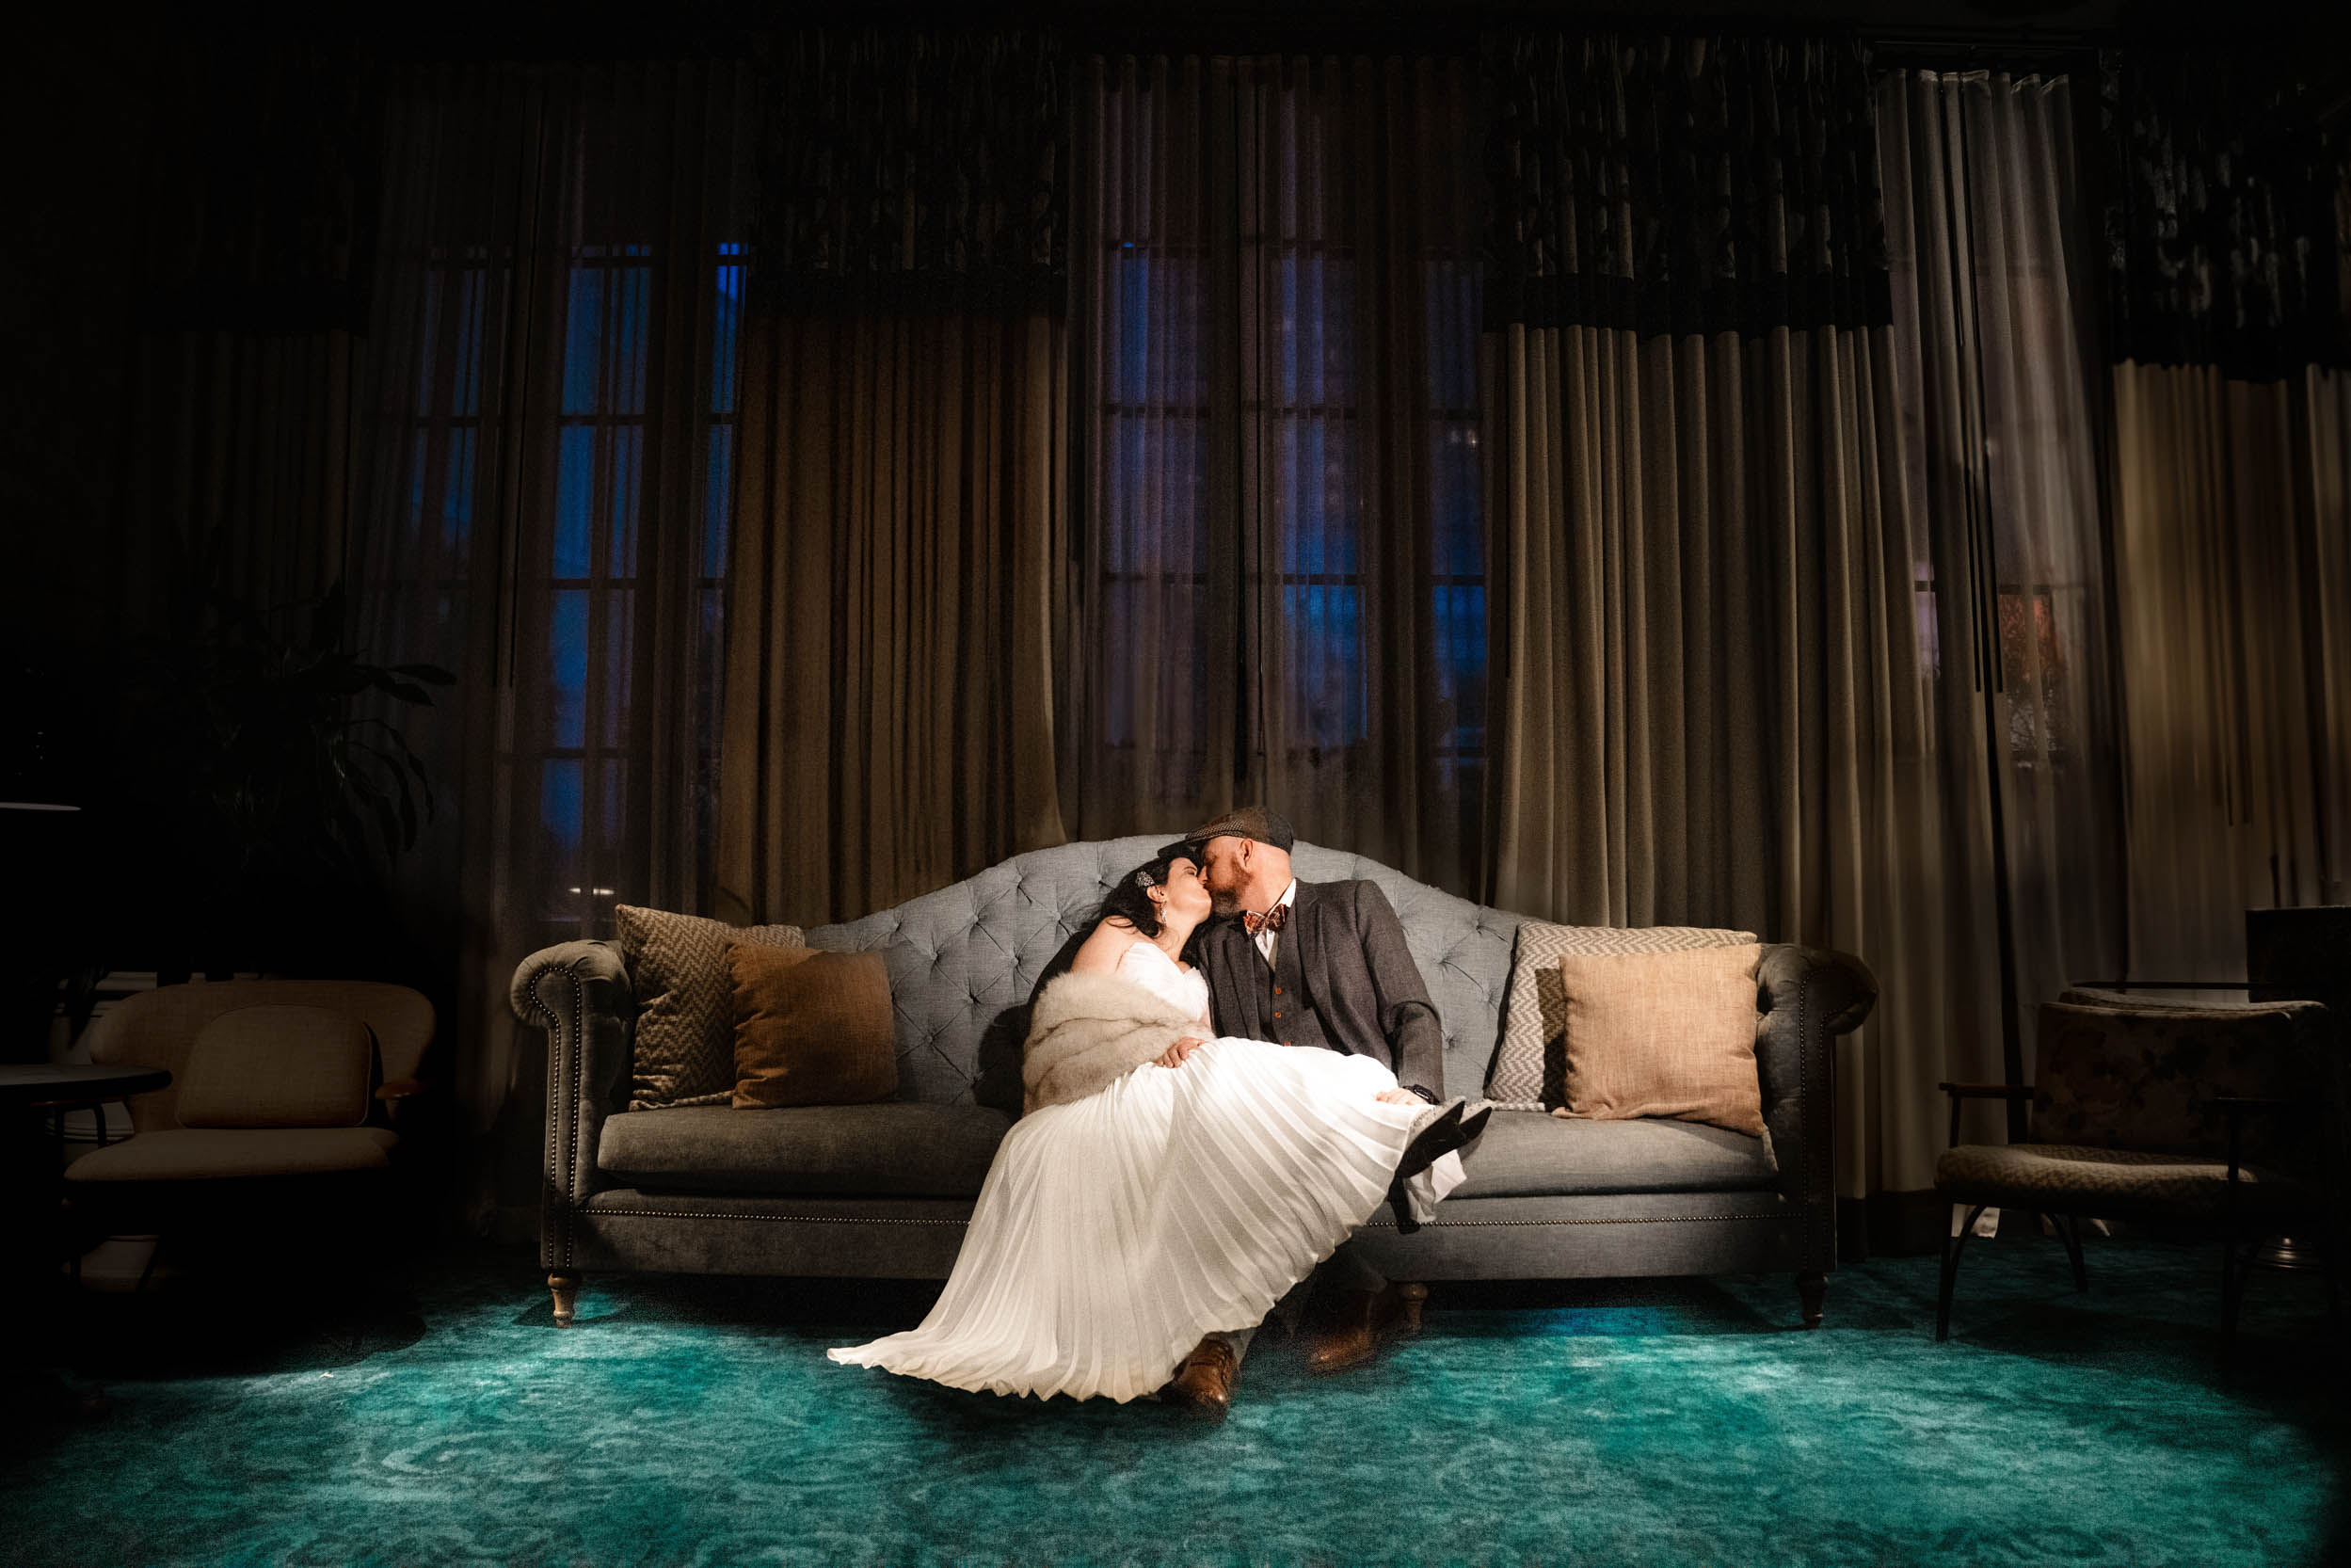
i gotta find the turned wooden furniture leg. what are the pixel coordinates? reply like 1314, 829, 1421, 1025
548, 1272, 582, 1327
1397, 1281, 1429, 1333
1797, 1271, 1827, 1330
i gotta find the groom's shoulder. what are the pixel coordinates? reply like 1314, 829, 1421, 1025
1298, 877, 1390, 915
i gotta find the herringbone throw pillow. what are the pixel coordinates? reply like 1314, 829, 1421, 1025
1485, 920, 1756, 1110
616, 904, 804, 1111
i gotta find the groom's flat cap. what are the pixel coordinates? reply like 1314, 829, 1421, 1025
1170, 806, 1296, 856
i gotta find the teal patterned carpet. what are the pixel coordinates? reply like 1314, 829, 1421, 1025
1, 1238, 2341, 1567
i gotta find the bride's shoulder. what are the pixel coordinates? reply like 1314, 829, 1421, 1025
1069, 918, 1144, 977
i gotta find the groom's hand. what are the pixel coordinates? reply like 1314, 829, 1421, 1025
1374, 1088, 1424, 1106
1155, 1036, 1208, 1068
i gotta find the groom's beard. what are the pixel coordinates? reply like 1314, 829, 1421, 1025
1207, 887, 1244, 919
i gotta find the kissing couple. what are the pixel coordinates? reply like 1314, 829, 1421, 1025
830, 807, 1492, 1418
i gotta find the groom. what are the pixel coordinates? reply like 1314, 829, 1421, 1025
1157, 807, 1451, 1419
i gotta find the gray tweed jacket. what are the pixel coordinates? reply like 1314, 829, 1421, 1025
1197, 878, 1447, 1099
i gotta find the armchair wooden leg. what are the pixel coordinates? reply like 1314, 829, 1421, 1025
1797, 1272, 1827, 1330
1938, 1203, 1989, 1342
1396, 1281, 1428, 1334
2052, 1212, 2089, 1293
548, 1272, 582, 1328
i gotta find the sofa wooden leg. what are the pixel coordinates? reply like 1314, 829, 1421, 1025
1396, 1281, 1428, 1334
1797, 1271, 1826, 1330
548, 1272, 582, 1327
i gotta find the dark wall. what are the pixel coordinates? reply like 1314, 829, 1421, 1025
3, 17, 165, 653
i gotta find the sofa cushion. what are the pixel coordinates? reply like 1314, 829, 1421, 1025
730, 945, 898, 1108
64, 1128, 399, 1182
177, 1005, 376, 1128
1556, 944, 1768, 1137
1450, 1108, 1775, 1198
597, 1103, 1014, 1197
616, 904, 804, 1112
1487, 920, 1756, 1109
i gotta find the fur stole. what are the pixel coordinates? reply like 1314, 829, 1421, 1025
1021, 968, 1200, 1115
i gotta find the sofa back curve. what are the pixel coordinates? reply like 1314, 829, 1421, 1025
803, 837, 1522, 1112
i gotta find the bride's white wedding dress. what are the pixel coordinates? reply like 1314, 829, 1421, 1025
827, 939, 1464, 1401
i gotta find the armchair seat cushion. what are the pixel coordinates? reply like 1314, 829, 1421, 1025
1451, 1109, 1776, 1198
63, 1128, 398, 1182
597, 1103, 1013, 1197
1936, 1142, 2298, 1217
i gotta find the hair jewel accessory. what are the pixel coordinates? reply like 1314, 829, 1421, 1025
1133, 868, 1161, 889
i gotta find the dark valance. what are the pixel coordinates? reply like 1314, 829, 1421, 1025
136, 36, 381, 335
2099, 50, 2350, 378
750, 29, 1067, 314
1484, 34, 1891, 338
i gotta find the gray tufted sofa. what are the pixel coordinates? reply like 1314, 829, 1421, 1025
511, 838, 1877, 1328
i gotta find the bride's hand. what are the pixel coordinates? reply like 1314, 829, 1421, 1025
1374, 1088, 1424, 1106
1155, 1036, 1208, 1068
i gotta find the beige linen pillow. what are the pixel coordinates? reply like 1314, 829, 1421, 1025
1486, 920, 1757, 1108
615, 904, 804, 1111
729, 943, 899, 1109
1552, 943, 1767, 1138
177, 1005, 376, 1128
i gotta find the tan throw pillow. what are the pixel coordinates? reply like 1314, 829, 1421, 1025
1486, 920, 1758, 1108
178, 1005, 376, 1128
730, 943, 899, 1109
1553, 943, 1767, 1137
616, 904, 805, 1111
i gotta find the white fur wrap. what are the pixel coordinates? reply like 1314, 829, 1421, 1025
1021, 969, 1202, 1115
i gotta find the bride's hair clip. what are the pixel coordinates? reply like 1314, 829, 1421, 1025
1133, 868, 1161, 890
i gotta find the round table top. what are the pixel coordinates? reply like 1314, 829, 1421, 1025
0, 1063, 172, 1106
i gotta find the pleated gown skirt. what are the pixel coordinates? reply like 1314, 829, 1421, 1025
827, 1039, 1451, 1402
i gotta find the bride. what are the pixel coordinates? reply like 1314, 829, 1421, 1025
827, 850, 1481, 1404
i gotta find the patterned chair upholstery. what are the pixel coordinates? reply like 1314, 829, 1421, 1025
1933, 996, 2340, 1343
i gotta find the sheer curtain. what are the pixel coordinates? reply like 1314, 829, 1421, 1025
352, 61, 752, 1231
1877, 70, 2124, 1169
1066, 54, 1488, 892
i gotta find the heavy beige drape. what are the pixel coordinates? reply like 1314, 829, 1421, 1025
2113, 363, 2351, 978
714, 309, 1069, 927
1484, 323, 1934, 1192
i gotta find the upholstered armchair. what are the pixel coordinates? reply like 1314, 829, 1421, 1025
1934, 995, 2340, 1343
62, 981, 435, 1286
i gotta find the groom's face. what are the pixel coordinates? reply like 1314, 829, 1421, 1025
1198, 836, 1251, 917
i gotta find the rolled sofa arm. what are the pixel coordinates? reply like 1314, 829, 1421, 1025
1754, 944, 1879, 1222
510, 940, 634, 1266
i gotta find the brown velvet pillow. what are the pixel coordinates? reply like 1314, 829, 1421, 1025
728, 943, 898, 1109
1554, 943, 1767, 1138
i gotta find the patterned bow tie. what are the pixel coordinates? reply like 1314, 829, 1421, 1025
1241, 904, 1288, 937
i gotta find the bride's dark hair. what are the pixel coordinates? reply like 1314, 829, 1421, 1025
1095, 853, 1182, 940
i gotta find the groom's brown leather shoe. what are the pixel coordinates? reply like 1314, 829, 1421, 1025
1304, 1286, 1408, 1374
1161, 1336, 1238, 1420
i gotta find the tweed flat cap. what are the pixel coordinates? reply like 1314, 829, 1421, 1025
1171, 806, 1296, 855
